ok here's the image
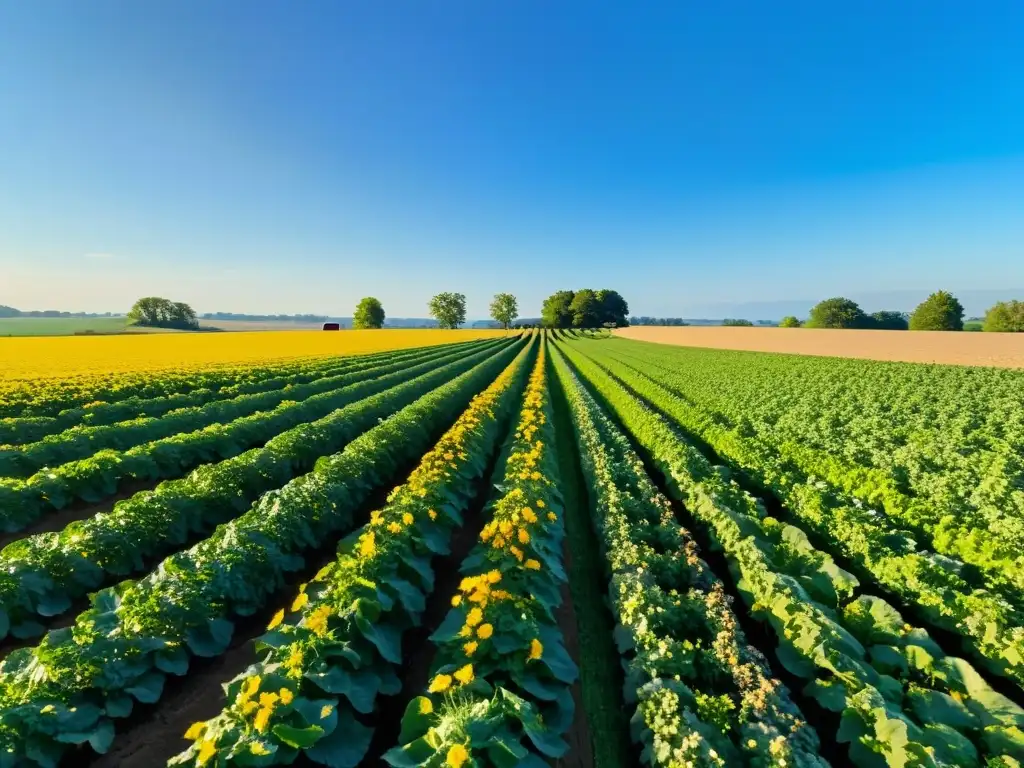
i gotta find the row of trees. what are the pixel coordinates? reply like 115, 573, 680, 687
629, 316, 689, 326
540, 289, 629, 329
425, 292, 519, 330
778, 292, 964, 331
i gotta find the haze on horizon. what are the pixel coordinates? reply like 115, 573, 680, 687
1, 1, 1022, 320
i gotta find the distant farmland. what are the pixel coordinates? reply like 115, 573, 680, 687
617, 324, 1024, 367
0, 317, 184, 337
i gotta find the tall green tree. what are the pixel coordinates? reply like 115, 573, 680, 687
805, 297, 870, 329
908, 291, 964, 331
541, 290, 575, 328
869, 311, 909, 330
353, 297, 385, 329
489, 293, 518, 331
983, 300, 1024, 332
127, 297, 199, 330
427, 292, 467, 329
595, 289, 630, 327
569, 289, 600, 328
779, 316, 801, 328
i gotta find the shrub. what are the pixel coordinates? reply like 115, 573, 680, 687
805, 298, 870, 329
983, 301, 1024, 332
908, 291, 964, 331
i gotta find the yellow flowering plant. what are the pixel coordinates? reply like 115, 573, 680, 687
388, 340, 580, 767
167, 342, 535, 767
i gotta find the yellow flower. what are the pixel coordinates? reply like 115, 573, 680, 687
486, 570, 502, 584
429, 674, 453, 693
547, 512, 557, 522
306, 604, 332, 638
429, 509, 438, 520
284, 646, 304, 679
446, 744, 470, 767
509, 546, 524, 562
184, 722, 206, 740
320, 705, 334, 719
477, 623, 493, 640
279, 688, 294, 705
419, 697, 433, 715
466, 607, 483, 627
259, 692, 279, 709
251, 741, 272, 755
463, 641, 479, 655
531, 472, 541, 480
517, 528, 530, 544
244, 676, 261, 696
525, 559, 541, 570
522, 508, 538, 523
454, 664, 475, 685
197, 739, 217, 766
266, 609, 285, 630
254, 707, 273, 733
388, 521, 402, 534
403, 512, 414, 525
529, 638, 543, 661
291, 592, 309, 612
451, 594, 462, 607
358, 531, 377, 558
241, 700, 259, 716
536, 499, 545, 508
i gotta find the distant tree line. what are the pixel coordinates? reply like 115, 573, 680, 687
776, 291, 1024, 331
201, 312, 331, 323
541, 289, 629, 328
629, 316, 689, 326
0, 306, 118, 319
722, 318, 754, 327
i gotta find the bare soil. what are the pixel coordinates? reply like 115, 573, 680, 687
615, 326, 1024, 368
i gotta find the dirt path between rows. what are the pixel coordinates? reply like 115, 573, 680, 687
615, 326, 1024, 368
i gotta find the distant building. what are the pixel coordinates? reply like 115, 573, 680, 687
322, 322, 341, 331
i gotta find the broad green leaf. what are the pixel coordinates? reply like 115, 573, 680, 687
305, 709, 374, 768
271, 723, 325, 749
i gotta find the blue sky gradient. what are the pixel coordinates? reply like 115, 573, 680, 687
1, 1, 1022, 318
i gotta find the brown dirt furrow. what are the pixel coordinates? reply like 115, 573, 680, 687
0, 478, 159, 549
614, 326, 1024, 368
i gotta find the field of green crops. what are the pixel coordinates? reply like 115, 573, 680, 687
1, 330, 1023, 768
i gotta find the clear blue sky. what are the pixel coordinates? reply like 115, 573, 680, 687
1, 1, 1022, 318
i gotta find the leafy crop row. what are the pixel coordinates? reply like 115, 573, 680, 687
0, 356, 351, 420
570, 343, 1024, 692
385, 339, 580, 768
557, 342, 1024, 768
599, 341, 1024, 604
0, 339, 514, 641
0, 340, 524, 768
169, 336, 537, 767
0, 339, 505, 534
551, 345, 826, 768
0, 342, 462, 456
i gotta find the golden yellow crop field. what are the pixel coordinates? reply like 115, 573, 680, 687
0, 329, 507, 381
